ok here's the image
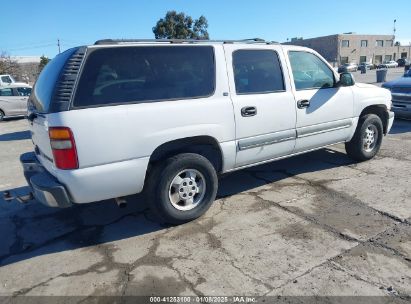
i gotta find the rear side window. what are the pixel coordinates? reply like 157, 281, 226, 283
73, 46, 215, 107
233, 50, 284, 94
0, 88, 13, 96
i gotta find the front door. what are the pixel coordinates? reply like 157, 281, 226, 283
224, 45, 297, 167
286, 50, 354, 152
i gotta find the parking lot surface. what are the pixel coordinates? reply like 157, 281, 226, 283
0, 70, 410, 300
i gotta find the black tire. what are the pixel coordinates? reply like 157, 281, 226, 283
147, 153, 218, 224
0, 110, 4, 122
345, 114, 383, 161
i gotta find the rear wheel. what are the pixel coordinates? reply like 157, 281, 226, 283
147, 153, 218, 224
345, 114, 383, 161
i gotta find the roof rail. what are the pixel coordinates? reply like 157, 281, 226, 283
94, 38, 279, 45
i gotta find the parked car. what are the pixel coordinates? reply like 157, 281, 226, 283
382, 68, 411, 117
0, 84, 32, 121
0, 74, 28, 86
378, 60, 399, 68
18, 39, 393, 224
396, 58, 410, 67
338, 63, 358, 73
358, 62, 375, 70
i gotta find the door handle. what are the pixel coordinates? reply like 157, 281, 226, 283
241, 106, 257, 117
297, 99, 310, 109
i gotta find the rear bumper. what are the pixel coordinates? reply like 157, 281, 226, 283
20, 152, 72, 208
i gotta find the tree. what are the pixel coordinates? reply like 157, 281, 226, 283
38, 55, 50, 72
0, 51, 19, 76
152, 11, 209, 40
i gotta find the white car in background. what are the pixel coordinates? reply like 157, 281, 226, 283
0, 74, 28, 86
379, 60, 399, 68
0, 84, 32, 121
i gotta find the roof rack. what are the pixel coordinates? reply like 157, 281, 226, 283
94, 38, 279, 45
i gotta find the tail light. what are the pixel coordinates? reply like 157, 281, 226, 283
49, 127, 78, 170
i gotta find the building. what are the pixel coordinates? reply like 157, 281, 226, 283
284, 33, 411, 66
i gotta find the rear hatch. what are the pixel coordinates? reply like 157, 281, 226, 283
28, 47, 86, 166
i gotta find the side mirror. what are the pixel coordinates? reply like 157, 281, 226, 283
338, 72, 355, 87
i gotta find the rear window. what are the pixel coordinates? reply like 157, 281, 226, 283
73, 46, 215, 107
30, 48, 78, 113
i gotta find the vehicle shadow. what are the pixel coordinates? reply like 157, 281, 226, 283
0, 147, 354, 267
389, 118, 411, 134
0, 130, 31, 141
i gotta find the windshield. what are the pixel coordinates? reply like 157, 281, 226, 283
29, 48, 77, 113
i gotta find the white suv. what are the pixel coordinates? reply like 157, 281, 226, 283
20, 39, 394, 224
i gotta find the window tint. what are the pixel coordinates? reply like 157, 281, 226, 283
232, 50, 284, 94
73, 46, 215, 107
289, 51, 335, 90
0, 88, 13, 96
17, 87, 32, 96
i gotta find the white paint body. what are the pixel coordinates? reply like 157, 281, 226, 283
29, 43, 394, 204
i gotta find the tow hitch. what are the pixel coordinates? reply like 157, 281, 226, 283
3, 191, 34, 204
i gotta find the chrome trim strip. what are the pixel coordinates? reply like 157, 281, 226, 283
297, 119, 352, 138
226, 141, 345, 172
238, 129, 296, 151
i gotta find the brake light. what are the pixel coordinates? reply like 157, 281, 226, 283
49, 127, 78, 170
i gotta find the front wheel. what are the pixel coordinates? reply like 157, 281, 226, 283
0, 110, 4, 122
147, 153, 218, 224
345, 114, 383, 161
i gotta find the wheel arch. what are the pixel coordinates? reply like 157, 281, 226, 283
359, 104, 389, 134
148, 136, 224, 173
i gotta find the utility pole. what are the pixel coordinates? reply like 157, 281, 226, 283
57, 39, 61, 54
393, 19, 397, 38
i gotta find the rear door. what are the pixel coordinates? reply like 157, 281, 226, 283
28, 48, 80, 167
0, 88, 20, 116
224, 45, 296, 167
285, 50, 354, 152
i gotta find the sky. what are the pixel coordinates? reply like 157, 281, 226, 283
1, 0, 410, 58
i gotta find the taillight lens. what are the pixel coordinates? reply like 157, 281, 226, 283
49, 127, 78, 170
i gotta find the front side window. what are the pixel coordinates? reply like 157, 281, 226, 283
17, 87, 32, 96
342, 40, 350, 47
73, 46, 215, 107
289, 51, 335, 90
0, 88, 13, 96
232, 50, 284, 94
